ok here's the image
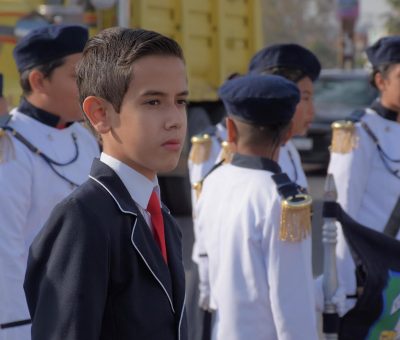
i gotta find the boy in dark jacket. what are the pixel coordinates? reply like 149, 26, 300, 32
24, 27, 189, 340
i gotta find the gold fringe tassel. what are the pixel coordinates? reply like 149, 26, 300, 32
189, 134, 212, 164
220, 141, 233, 164
280, 194, 312, 242
330, 120, 358, 154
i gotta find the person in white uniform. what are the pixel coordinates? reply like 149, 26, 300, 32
189, 43, 321, 202
196, 74, 318, 340
248, 43, 321, 190
328, 35, 400, 314
0, 25, 99, 339
192, 44, 322, 317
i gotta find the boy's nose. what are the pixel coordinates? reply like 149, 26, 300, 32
165, 106, 187, 130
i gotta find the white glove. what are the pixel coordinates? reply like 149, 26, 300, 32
198, 292, 212, 311
314, 275, 347, 317
331, 286, 347, 317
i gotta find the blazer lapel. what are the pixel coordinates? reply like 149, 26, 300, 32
163, 209, 186, 319
88, 159, 175, 313
130, 210, 174, 312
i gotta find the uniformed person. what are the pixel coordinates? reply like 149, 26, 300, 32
195, 74, 318, 340
0, 25, 99, 339
191, 44, 321, 315
248, 43, 321, 189
189, 44, 320, 202
328, 36, 400, 314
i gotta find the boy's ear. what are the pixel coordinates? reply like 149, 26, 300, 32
282, 121, 294, 144
28, 70, 46, 94
82, 96, 111, 134
226, 117, 237, 144
374, 72, 386, 92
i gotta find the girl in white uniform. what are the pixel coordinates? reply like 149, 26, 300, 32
248, 43, 322, 190
0, 25, 99, 340
328, 36, 400, 313
196, 74, 318, 340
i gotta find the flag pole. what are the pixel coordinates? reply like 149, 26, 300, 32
322, 174, 339, 339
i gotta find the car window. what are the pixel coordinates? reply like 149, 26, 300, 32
313, 75, 378, 121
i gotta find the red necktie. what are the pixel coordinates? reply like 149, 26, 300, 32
147, 191, 168, 264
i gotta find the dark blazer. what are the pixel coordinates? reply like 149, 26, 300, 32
24, 159, 188, 340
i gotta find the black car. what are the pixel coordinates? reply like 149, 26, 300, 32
292, 69, 378, 166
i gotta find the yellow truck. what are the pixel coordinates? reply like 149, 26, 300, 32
0, 0, 263, 214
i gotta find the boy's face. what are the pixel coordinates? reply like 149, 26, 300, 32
377, 63, 400, 112
103, 55, 188, 180
291, 76, 314, 137
43, 53, 84, 122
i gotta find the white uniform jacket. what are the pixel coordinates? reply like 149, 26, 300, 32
328, 105, 400, 311
188, 123, 227, 264
0, 107, 99, 340
195, 153, 318, 340
190, 125, 306, 260
188, 123, 227, 202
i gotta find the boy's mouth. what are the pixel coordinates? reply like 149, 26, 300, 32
162, 139, 181, 151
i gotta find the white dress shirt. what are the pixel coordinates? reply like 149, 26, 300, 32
100, 153, 160, 233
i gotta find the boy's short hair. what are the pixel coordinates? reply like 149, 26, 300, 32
76, 27, 184, 115
20, 58, 65, 95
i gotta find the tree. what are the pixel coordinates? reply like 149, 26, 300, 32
386, 0, 400, 34
261, 0, 339, 67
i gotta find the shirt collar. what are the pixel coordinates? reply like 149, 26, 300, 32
370, 100, 399, 122
231, 153, 282, 173
100, 153, 160, 210
18, 98, 71, 128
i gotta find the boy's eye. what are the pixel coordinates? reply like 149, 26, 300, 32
177, 99, 188, 106
145, 99, 160, 106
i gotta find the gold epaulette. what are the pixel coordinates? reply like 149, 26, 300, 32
0, 128, 15, 163
280, 194, 312, 242
220, 141, 233, 164
330, 120, 358, 154
189, 134, 212, 164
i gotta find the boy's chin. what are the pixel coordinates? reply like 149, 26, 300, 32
157, 158, 181, 174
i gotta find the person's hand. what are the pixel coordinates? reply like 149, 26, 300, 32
331, 286, 347, 317
198, 292, 211, 311
314, 275, 347, 316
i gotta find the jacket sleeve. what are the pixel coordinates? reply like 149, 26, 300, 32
24, 197, 110, 340
328, 126, 373, 300
0, 138, 32, 340
263, 201, 318, 340
328, 125, 372, 222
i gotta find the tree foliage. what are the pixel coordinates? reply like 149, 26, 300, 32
261, 0, 339, 67
386, 0, 400, 34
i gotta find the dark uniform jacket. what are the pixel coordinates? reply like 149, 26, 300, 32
24, 159, 187, 340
